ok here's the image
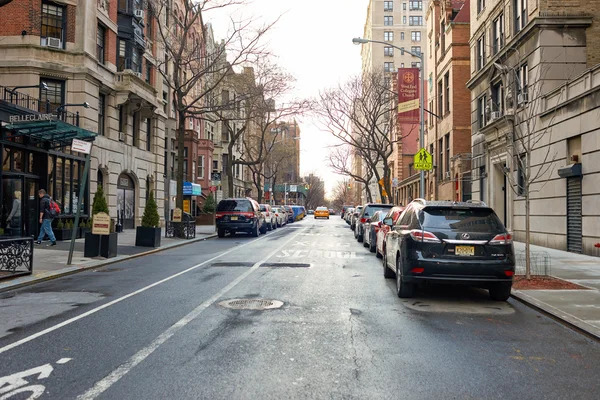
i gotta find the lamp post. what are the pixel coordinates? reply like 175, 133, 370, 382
352, 37, 425, 198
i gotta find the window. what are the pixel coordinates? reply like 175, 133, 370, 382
146, 6, 154, 40
401, 32, 405, 40
477, 35, 486, 70
477, 0, 485, 14
40, 79, 64, 112
411, 31, 421, 42
409, 1, 422, 10
438, 80, 443, 116
146, 118, 152, 151
384, 16, 393, 26
429, 100, 434, 127
518, 63, 528, 102
132, 47, 143, 73
493, 14, 504, 54
41, 2, 65, 48
98, 94, 105, 136
384, 31, 394, 41
411, 46, 421, 55
478, 95, 487, 129
514, 0, 528, 33
517, 153, 526, 196
444, 72, 450, 114
492, 81, 504, 114
438, 138, 444, 180
409, 16, 423, 26
403, 2, 407, 10
401, 63, 405, 67
119, 105, 127, 134
384, 62, 395, 72
118, 0, 128, 12
384, 1, 393, 11
118, 39, 127, 71
97, 24, 106, 63
403, 16, 407, 24
445, 134, 450, 176
132, 112, 140, 147
440, 20, 446, 50
411, 61, 421, 68
479, 166, 486, 202
384, 47, 394, 56
198, 155, 205, 178
146, 60, 152, 84
213, 160, 218, 171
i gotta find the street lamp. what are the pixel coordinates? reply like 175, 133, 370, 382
9, 82, 48, 92
352, 37, 426, 198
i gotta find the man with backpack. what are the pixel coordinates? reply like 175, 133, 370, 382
36, 189, 57, 246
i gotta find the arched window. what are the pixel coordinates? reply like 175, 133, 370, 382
97, 169, 104, 189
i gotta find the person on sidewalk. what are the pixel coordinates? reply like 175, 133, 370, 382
6, 190, 22, 237
36, 189, 56, 246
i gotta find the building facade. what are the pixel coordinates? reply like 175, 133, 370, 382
467, 0, 600, 254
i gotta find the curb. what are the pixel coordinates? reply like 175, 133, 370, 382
0, 233, 217, 293
511, 290, 600, 342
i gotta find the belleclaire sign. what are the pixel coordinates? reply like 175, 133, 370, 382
9, 113, 55, 123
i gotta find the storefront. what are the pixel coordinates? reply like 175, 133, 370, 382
0, 85, 95, 238
183, 182, 201, 216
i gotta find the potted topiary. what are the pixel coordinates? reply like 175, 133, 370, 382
79, 218, 89, 238
135, 190, 161, 247
84, 184, 118, 258
54, 219, 70, 241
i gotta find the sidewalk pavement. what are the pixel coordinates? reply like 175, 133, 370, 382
0, 225, 216, 292
512, 241, 600, 340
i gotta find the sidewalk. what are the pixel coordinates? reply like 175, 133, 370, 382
512, 241, 600, 340
0, 225, 216, 292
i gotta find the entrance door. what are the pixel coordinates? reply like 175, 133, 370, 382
1, 177, 23, 237
117, 173, 135, 229
566, 177, 583, 253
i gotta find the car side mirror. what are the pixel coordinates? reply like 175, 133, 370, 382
383, 217, 393, 226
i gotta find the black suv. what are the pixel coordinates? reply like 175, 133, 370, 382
216, 198, 267, 237
382, 199, 515, 301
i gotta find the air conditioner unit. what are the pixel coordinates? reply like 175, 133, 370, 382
119, 131, 125, 142
518, 93, 528, 104
44, 37, 62, 49
134, 9, 145, 19
490, 111, 502, 120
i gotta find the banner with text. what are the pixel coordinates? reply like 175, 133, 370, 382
397, 68, 420, 124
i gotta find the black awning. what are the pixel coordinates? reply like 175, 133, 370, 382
557, 163, 582, 178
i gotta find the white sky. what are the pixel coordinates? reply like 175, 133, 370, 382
205, 0, 370, 196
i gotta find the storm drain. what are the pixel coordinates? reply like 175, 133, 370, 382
260, 263, 311, 268
218, 299, 284, 310
211, 262, 255, 268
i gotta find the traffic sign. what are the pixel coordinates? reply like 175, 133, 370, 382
414, 148, 433, 171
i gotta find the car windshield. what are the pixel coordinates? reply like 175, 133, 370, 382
420, 207, 504, 232
259, 205, 268, 211
217, 200, 252, 212
316, 207, 327, 211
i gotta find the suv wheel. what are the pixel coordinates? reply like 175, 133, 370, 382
251, 223, 259, 237
267, 221, 272, 231
357, 227, 363, 242
396, 257, 414, 298
489, 283, 512, 301
383, 248, 395, 279
217, 228, 225, 238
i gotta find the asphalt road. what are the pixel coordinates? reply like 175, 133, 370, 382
0, 217, 599, 400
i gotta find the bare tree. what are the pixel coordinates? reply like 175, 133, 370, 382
315, 70, 408, 202
328, 145, 374, 202
331, 178, 354, 211
303, 173, 326, 210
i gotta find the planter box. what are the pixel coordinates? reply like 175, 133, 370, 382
135, 226, 161, 247
84, 232, 118, 258
54, 228, 74, 241
195, 213, 215, 226
79, 227, 90, 238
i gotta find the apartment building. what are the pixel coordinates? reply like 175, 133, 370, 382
264, 120, 301, 204
467, 0, 600, 254
0, 0, 168, 235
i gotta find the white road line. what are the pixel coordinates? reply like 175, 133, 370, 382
0, 227, 294, 356
77, 226, 307, 400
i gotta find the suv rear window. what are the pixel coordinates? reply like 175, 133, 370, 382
217, 200, 253, 212
420, 207, 504, 232
363, 205, 393, 217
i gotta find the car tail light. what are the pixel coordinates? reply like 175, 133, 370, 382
266, 212, 270, 216
215, 213, 223, 218
275, 213, 279, 217
504, 270, 515, 277
409, 229, 441, 243
489, 233, 513, 245
241, 212, 254, 218
377, 222, 382, 228
410, 267, 425, 273
360, 218, 366, 223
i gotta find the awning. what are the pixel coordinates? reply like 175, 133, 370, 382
183, 182, 202, 196
4, 120, 96, 148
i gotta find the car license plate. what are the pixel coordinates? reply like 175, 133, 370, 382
230, 216, 238, 221
455, 245, 474, 256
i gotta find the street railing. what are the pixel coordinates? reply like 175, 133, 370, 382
0, 237, 33, 276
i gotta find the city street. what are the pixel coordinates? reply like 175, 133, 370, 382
0, 217, 599, 400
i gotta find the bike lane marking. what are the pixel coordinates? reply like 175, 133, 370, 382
0, 227, 295, 357
76, 226, 308, 400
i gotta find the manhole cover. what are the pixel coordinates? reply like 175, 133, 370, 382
260, 263, 311, 268
211, 262, 255, 267
218, 299, 284, 310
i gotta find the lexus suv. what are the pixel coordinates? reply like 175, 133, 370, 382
216, 198, 267, 237
383, 199, 515, 301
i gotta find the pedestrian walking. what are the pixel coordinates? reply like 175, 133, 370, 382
36, 189, 57, 246
6, 190, 22, 236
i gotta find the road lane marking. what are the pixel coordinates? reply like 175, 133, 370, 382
76, 226, 308, 400
0, 227, 294, 356
275, 250, 362, 259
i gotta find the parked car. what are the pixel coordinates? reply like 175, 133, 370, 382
328, 209, 335, 215
355, 204, 394, 242
216, 198, 267, 237
376, 206, 405, 259
259, 204, 277, 231
307, 209, 314, 215
383, 199, 515, 301
363, 210, 384, 253
344, 207, 354, 224
350, 206, 363, 231
271, 207, 287, 227
284, 205, 295, 223
314, 206, 330, 219
291, 205, 306, 221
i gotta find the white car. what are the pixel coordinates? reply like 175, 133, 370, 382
271, 207, 287, 227
259, 204, 277, 231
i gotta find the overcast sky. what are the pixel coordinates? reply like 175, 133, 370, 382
205, 0, 370, 196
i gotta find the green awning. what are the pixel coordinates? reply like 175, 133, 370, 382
4, 120, 96, 148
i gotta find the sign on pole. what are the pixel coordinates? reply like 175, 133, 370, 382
92, 212, 111, 235
397, 68, 420, 124
71, 139, 92, 154
414, 148, 433, 171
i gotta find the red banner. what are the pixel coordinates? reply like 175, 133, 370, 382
397, 68, 420, 124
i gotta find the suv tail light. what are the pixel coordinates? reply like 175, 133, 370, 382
410, 229, 441, 243
489, 233, 513, 245
360, 217, 370, 223
266, 212, 270, 216
242, 212, 255, 218
216, 213, 223, 219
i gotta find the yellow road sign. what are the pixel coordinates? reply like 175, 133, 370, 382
414, 148, 433, 171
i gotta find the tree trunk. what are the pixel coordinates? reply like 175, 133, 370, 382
176, 110, 186, 209
227, 140, 235, 197
525, 191, 531, 280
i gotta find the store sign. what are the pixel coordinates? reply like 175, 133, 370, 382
71, 138, 92, 154
92, 212, 111, 235
183, 182, 202, 196
183, 200, 191, 213
172, 208, 182, 222
9, 113, 54, 123
397, 68, 420, 123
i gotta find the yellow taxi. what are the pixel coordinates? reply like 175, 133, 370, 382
314, 206, 330, 219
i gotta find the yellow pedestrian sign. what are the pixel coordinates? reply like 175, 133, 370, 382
414, 148, 433, 171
